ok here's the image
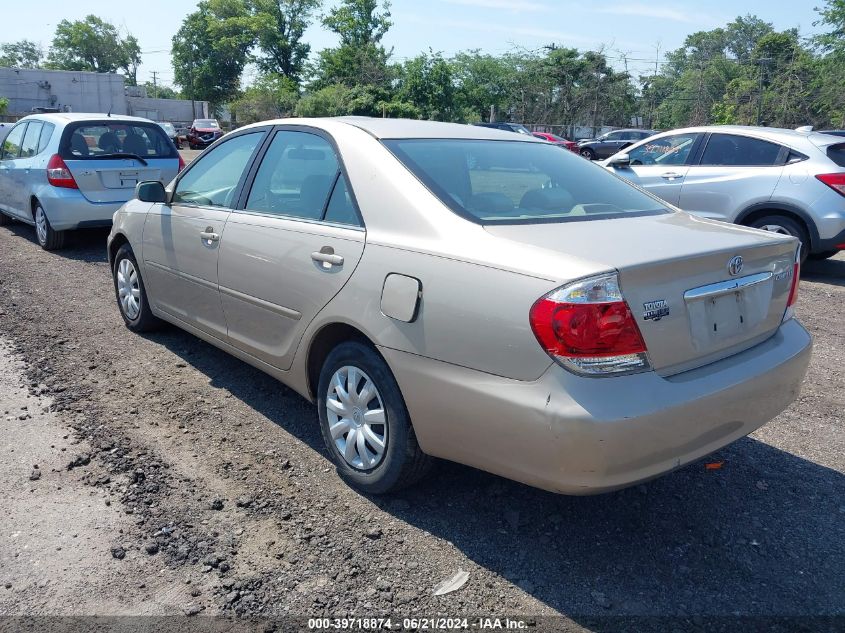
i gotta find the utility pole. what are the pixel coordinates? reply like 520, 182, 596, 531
151, 71, 158, 99
756, 57, 772, 127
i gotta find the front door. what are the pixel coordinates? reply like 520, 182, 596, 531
218, 129, 365, 370
609, 132, 702, 206
0, 122, 28, 218
142, 130, 267, 339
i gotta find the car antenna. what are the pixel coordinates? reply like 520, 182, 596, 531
107, 108, 112, 118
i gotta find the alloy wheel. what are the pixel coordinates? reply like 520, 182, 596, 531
35, 207, 48, 245
758, 224, 792, 236
116, 258, 141, 320
325, 365, 387, 470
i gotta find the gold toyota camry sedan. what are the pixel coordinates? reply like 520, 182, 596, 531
107, 117, 812, 495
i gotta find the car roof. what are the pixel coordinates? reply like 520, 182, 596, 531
652, 124, 842, 147
237, 116, 542, 141
16, 112, 156, 125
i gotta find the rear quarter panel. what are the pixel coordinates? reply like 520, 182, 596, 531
302, 243, 556, 382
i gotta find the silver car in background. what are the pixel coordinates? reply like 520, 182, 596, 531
108, 118, 811, 495
0, 113, 183, 250
601, 125, 845, 261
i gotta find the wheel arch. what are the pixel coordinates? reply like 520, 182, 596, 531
305, 321, 382, 401
735, 202, 819, 251
108, 232, 131, 269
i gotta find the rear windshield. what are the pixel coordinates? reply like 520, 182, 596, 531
384, 139, 670, 224
60, 121, 177, 160
827, 143, 845, 168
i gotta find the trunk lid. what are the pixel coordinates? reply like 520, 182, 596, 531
63, 157, 179, 203
484, 212, 798, 376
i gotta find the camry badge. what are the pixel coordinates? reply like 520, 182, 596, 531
728, 255, 744, 276
643, 299, 670, 321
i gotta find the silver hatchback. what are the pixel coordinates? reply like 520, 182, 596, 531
0, 113, 182, 249
601, 125, 845, 261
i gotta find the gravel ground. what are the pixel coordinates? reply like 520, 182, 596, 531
0, 222, 842, 629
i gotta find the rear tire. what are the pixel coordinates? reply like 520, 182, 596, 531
317, 341, 432, 494
112, 244, 161, 332
747, 214, 809, 263
34, 203, 65, 250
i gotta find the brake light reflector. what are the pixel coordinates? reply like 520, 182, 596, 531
815, 173, 845, 197
529, 273, 650, 375
178, 154, 186, 172
46, 154, 78, 189
783, 248, 801, 321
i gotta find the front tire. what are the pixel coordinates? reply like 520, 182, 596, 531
317, 341, 432, 494
112, 244, 161, 332
580, 147, 596, 160
747, 214, 810, 263
34, 203, 65, 250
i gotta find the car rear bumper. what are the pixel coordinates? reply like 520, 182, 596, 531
816, 225, 845, 252
381, 318, 812, 494
39, 188, 122, 231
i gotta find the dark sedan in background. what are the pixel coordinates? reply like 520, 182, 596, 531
577, 128, 656, 160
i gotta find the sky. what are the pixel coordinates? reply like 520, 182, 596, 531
5, 0, 826, 89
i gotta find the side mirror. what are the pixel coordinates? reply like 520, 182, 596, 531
607, 153, 631, 168
135, 180, 167, 203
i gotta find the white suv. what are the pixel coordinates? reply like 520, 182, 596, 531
602, 125, 845, 260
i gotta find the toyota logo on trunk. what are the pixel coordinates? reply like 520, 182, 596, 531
728, 255, 744, 276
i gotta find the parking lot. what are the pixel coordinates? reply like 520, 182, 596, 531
0, 220, 842, 624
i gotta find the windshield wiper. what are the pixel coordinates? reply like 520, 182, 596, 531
88, 153, 149, 166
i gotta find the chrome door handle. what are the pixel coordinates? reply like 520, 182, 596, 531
661, 172, 683, 180
200, 228, 219, 242
311, 249, 344, 267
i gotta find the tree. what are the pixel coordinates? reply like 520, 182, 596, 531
313, 0, 393, 88
451, 51, 514, 122
395, 51, 455, 121
141, 81, 180, 100
0, 40, 44, 68
0, 97, 8, 115
251, 0, 320, 84
46, 16, 141, 82
231, 73, 299, 123
814, 0, 845, 55
171, 0, 257, 110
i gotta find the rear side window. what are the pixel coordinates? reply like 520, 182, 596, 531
60, 121, 177, 160
20, 121, 43, 158
827, 143, 845, 168
385, 139, 669, 224
245, 131, 339, 221
700, 134, 782, 166
38, 123, 55, 153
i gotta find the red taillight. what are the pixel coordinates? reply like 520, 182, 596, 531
46, 154, 78, 189
815, 173, 845, 197
782, 248, 801, 322
529, 273, 650, 375
178, 154, 186, 172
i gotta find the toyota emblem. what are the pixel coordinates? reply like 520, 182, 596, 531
728, 255, 744, 276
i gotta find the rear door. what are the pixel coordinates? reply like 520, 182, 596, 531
678, 133, 786, 222
60, 121, 181, 203
218, 128, 365, 370
608, 132, 702, 206
142, 129, 268, 339
12, 120, 44, 215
